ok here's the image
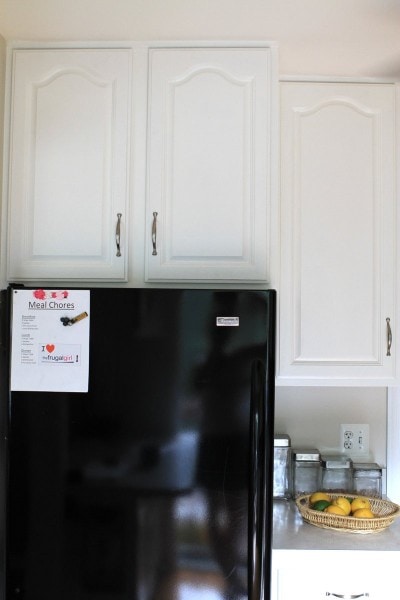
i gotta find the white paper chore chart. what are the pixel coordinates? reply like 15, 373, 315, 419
10, 289, 90, 392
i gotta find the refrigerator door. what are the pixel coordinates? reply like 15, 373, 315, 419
4, 289, 276, 600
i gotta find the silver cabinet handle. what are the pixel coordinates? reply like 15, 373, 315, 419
386, 317, 392, 356
326, 594, 369, 598
115, 213, 122, 257
152, 212, 158, 256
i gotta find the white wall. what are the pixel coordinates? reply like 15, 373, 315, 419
0, 0, 399, 78
275, 387, 387, 466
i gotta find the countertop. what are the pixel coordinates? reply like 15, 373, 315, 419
273, 499, 400, 552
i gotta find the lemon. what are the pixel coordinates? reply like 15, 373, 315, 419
324, 504, 347, 516
352, 508, 375, 518
351, 497, 371, 513
332, 496, 352, 516
310, 491, 330, 504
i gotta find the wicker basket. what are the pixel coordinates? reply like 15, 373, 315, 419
296, 493, 400, 534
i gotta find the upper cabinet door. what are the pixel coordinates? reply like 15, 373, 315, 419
278, 81, 397, 385
145, 46, 278, 283
6, 49, 131, 281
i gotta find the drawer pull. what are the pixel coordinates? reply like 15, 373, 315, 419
326, 593, 369, 598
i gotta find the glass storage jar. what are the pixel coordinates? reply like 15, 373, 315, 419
292, 448, 321, 497
273, 434, 292, 499
352, 462, 382, 498
321, 455, 353, 494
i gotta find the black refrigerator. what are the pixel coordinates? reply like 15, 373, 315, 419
0, 287, 276, 600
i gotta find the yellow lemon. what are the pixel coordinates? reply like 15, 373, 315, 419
351, 497, 371, 513
324, 504, 347, 516
352, 508, 375, 519
332, 496, 352, 516
310, 491, 330, 504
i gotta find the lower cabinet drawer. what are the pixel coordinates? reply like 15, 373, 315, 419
276, 568, 382, 600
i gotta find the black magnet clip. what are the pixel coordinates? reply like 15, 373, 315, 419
60, 311, 88, 326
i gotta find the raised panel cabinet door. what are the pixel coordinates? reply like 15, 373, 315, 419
279, 81, 396, 384
6, 48, 131, 281
145, 46, 277, 282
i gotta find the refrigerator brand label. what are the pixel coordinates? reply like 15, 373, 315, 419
216, 317, 239, 327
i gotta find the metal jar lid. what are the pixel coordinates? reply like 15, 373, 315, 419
274, 434, 291, 447
353, 462, 382, 476
293, 448, 321, 462
321, 455, 353, 469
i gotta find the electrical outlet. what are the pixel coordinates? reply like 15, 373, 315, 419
340, 424, 370, 456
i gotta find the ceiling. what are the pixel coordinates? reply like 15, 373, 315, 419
0, 0, 399, 77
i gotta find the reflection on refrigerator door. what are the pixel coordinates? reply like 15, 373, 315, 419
136, 489, 247, 600
66, 428, 248, 600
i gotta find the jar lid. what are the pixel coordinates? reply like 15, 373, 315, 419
321, 455, 352, 469
274, 434, 291, 447
293, 448, 321, 461
353, 462, 382, 476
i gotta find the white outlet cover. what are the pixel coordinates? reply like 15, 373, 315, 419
340, 424, 370, 456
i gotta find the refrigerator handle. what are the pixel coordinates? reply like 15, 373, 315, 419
249, 359, 267, 600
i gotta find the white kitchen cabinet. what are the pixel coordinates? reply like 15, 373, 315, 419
5, 48, 132, 281
272, 502, 400, 600
145, 45, 278, 283
272, 552, 393, 599
278, 80, 397, 385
